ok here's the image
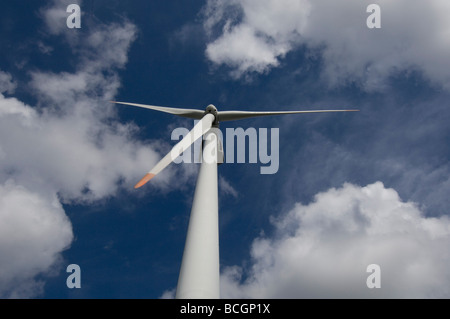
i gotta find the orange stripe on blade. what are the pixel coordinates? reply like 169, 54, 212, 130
134, 173, 156, 189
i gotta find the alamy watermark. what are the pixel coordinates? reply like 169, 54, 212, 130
66, 4, 81, 29
366, 4, 381, 29
65, 3, 381, 31
66, 264, 81, 288
366, 264, 381, 289
65, 3, 381, 30
171, 122, 279, 174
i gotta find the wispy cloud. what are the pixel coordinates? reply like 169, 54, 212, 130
219, 175, 238, 198
0, 71, 17, 94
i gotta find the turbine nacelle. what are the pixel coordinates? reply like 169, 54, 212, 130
205, 104, 217, 113
204, 104, 219, 127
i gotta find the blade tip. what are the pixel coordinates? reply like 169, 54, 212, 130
134, 173, 156, 189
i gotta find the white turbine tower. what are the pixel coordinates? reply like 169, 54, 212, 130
111, 101, 358, 299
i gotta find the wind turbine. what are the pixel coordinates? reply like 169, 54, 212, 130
111, 101, 358, 299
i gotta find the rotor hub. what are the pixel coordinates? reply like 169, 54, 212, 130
205, 104, 219, 127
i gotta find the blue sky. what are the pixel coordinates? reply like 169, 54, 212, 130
1, 0, 450, 299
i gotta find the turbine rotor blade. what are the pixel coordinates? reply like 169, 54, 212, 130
134, 113, 215, 189
218, 109, 359, 122
111, 101, 205, 119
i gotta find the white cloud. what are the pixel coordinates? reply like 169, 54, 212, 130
203, 0, 309, 79
206, 24, 288, 78
0, 2, 181, 297
0, 91, 161, 203
0, 181, 73, 298
0, 18, 154, 204
220, 182, 450, 298
202, 0, 450, 90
